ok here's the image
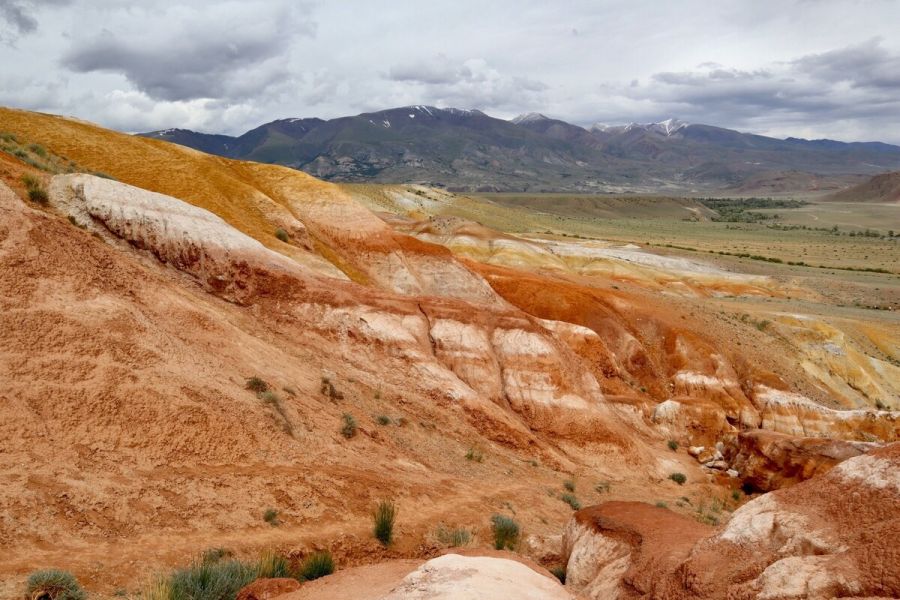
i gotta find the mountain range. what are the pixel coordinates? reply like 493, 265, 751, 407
140, 106, 900, 193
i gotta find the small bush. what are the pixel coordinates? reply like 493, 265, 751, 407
275, 228, 289, 243
321, 377, 344, 400
563, 479, 575, 492
465, 447, 483, 462
490, 514, 519, 550
340, 413, 358, 439
435, 525, 472, 547
299, 551, 334, 581
28, 143, 48, 158
655, 501, 668, 508
25, 569, 86, 600
550, 566, 566, 584
560, 493, 581, 510
376, 415, 392, 426
157, 558, 257, 600
667, 440, 678, 451
731, 489, 742, 501
246, 377, 269, 393
263, 508, 280, 526
256, 550, 292, 579
28, 187, 49, 204
259, 390, 281, 404
595, 481, 611, 494
669, 472, 687, 485
373, 500, 397, 546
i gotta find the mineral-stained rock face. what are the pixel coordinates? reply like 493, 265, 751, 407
725, 429, 879, 492
561, 501, 714, 599
563, 443, 900, 599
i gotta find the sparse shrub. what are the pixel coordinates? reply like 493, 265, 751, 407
595, 481, 611, 494
28, 187, 49, 204
256, 550, 292, 579
263, 508, 280, 526
246, 376, 269, 394
28, 143, 48, 158
550, 566, 566, 584
259, 390, 281, 404
731, 489, 742, 502
373, 500, 397, 546
25, 569, 86, 600
560, 493, 581, 510
655, 501, 668, 508
340, 413, 358, 439
465, 447, 483, 462
376, 414, 392, 426
490, 514, 519, 550
669, 472, 687, 485
667, 440, 678, 451
299, 551, 334, 581
275, 228, 289, 243
321, 377, 344, 400
154, 557, 257, 600
20, 174, 48, 204
435, 525, 472, 547
66, 215, 86, 229
563, 479, 575, 492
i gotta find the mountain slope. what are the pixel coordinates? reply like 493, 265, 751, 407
825, 171, 900, 203
1, 106, 898, 596
140, 107, 900, 192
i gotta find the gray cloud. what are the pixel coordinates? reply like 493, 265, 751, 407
0, 0, 69, 42
385, 56, 548, 114
61, 3, 314, 102
2, 0, 900, 142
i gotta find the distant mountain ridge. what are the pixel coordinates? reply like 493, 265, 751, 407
139, 106, 900, 192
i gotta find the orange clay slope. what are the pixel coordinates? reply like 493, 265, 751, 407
0, 107, 897, 596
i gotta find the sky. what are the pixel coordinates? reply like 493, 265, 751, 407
2, 0, 900, 142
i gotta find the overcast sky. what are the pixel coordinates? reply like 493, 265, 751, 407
2, 0, 900, 142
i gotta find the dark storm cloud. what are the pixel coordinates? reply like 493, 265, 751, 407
61, 4, 314, 102
633, 38, 900, 134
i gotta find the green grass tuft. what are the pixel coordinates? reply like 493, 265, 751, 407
373, 500, 397, 546
435, 525, 472, 547
669, 472, 687, 485
299, 551, 334, 581
275, 228, 289, 243
263, 508, 280, 526
490, 514, 519, 550
341, 413, 358, 439
26, 569, 86, 600
667, 440, 679, 451
560, 493, 581, 510
245, 377, 269, 393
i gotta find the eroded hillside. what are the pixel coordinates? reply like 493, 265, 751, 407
0, 107, 897, 598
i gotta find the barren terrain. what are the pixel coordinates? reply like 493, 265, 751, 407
0, 107, 897, 599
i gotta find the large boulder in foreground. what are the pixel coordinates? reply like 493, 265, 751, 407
278, 553, 573, 600
563, 442, 900, 599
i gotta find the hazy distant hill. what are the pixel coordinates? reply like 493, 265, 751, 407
140, 106, 900, 192
826, 171, 900, 203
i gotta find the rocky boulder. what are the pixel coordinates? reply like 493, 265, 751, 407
725, 429, 878, 492
562, 443, 900, 599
